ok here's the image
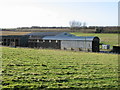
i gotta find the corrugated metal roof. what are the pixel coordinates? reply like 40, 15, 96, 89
27, 32, 65, 39
43, 32, 98, 41
43, 36, 96, 41
1, 32, 99, 41
26, 32, 63, 37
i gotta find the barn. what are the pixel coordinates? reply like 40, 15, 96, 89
43, 32, 100, 52
1, 32, 100, 52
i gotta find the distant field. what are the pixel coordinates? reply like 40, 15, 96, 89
1, 31, 31, 35
72, 32, 119, 48
16, 28, 70, 32
2, 47, 119, 89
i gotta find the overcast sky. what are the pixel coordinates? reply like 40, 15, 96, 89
0, 0, 119, 28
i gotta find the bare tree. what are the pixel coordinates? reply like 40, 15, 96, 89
69, 20, 82, 28
82, 22, 86, 27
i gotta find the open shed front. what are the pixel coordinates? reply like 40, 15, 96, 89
39, 40, 61, 49
1, 35, 29, 47
2, 36, 21, 47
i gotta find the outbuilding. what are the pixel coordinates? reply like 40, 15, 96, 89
112, 46, 120, 54
43, 32, 100, 52
1, 35, 29, 47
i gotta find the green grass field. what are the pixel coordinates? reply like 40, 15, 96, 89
2, 47, 119, 89
71, 32, 119, 48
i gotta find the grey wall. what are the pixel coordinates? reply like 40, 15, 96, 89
61, 40, 92, 52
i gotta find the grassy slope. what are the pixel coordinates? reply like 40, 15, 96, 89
2, 47, 119, 89
71, 32, 119, 48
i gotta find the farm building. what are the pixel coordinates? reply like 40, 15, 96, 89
0, 35, 29, 47
1, 32, 100, 52
112, 46, 120, 54
42, 32, 100, 52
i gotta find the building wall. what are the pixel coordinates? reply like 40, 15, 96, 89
2, 36, 20, 46
28, 39, 61, 49
1, 35, 29, 47
61, 40, 92, 52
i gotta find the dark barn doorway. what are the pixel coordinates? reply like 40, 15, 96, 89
92, 37, 100, 52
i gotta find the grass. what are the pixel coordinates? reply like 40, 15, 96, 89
2, 47, 119, 89
71, 32, 119, 48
